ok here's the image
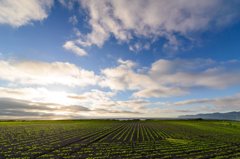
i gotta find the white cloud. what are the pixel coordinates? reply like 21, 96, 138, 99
82, 89, 116, 101
76, 0, 240, 51
68, 88, 151, 110
69, 15, 78, 25
91, 108, 141, 115
63, 41, 88, 56
129, 42, 151, 52
0, 59, 98, 87
94, 101, 118, 108
129, 46, 134, 51
134, 43, 141, 51
2, 56, 240, 101
98, 58, 191, 97
144, 43, 150, 50
58, 0, 74, 10
0, 86, 119, 110
132, 87, 188, 98
76, 39, 92, 47
67, 89, 118, 108
157, 94, 240, 111
0, 87, 83, 106
149, 58, 216, 75
99, 58, 159, 92
169, 94, 240, 109
117, 99, 150, 110
73, 28, 81, 36
149, 59, 240, 89
0, 0, 54, 27
67, 95, 88, 100
99, 58, 240, 98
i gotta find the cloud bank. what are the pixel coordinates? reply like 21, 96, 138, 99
0, 98, 141, 119
99, 58, 240, 98
0, 60, 99, 87
1, 58, 240, 99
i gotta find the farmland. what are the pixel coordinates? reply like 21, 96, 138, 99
0, 120, 240, 159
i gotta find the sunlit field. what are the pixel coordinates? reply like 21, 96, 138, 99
1, 120, 240, 159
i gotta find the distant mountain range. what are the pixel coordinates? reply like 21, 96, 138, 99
178, 111, 240, 119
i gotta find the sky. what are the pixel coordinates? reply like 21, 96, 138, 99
1, 0, 240, 119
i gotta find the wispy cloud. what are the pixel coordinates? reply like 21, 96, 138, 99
73, 28, 81, 36
117, 99, 150, 110
129, 42, 151, 52
156, 93, 240, 111
69, 15, 78, 25
58, 0, 74, 10
148, 108, 196, 114
67, 95, 88, 100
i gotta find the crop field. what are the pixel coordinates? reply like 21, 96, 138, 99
1, 120, 240, 159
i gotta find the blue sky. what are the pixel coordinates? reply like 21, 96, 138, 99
1, 0, 240, 119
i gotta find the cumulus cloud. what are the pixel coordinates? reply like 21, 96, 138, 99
74, 0, 240, 52
99, 58, 160, 92
63, 41, 88, 56
0, 59, 98, 87
149, 59, 240, 89
0, 0, 54, 27
99, 58, 240, 98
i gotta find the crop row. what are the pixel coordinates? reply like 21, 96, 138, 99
1, 120, 240, 159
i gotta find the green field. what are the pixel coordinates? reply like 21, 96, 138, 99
1, 120, 240, 159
